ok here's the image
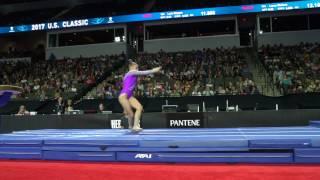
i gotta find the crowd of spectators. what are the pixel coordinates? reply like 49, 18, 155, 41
1, 48, 258, 101
0, 54, 125, 100
86, 48, 258, 99
259, 43, 320, 94
191, 48, 258, 96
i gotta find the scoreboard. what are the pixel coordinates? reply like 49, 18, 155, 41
0, 0, 319, 34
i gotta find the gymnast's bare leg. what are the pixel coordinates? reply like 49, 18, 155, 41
129, 97, 143, 131
118, 94, 134, 129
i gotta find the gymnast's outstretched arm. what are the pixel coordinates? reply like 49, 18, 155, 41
128, 67, 162, 76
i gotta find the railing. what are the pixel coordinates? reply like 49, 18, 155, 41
250, 48, 282, 96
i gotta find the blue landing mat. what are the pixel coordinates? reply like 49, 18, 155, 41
1, 126, 320, 163
0, 147, 42, 159
295, 148, 320, 163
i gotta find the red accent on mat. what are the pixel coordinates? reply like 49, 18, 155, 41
0, 160, 320, 180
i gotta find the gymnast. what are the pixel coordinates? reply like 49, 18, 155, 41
118, 59, 161, 131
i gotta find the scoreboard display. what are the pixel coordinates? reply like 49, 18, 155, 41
0, 0, 319, 34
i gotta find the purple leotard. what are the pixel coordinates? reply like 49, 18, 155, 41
120, 70, 153, 98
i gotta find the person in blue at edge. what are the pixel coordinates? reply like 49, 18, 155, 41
0, 85, 23, 108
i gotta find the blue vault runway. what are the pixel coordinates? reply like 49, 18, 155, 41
1, 123, 320, 163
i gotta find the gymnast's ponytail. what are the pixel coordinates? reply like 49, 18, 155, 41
128, 59, 137, 67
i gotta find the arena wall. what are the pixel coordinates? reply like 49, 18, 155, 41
0, 32, 46, 52
144, 34, 240, 53
45, 42, 127, 60
1, 109, 319, 133
257, 29, 320, 46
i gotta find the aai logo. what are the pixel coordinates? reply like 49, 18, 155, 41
134, 154, 152, 159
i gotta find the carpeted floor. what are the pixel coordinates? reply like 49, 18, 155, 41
0, 160, 319, 180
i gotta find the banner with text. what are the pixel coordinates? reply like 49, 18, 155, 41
166, 113, 204, 128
